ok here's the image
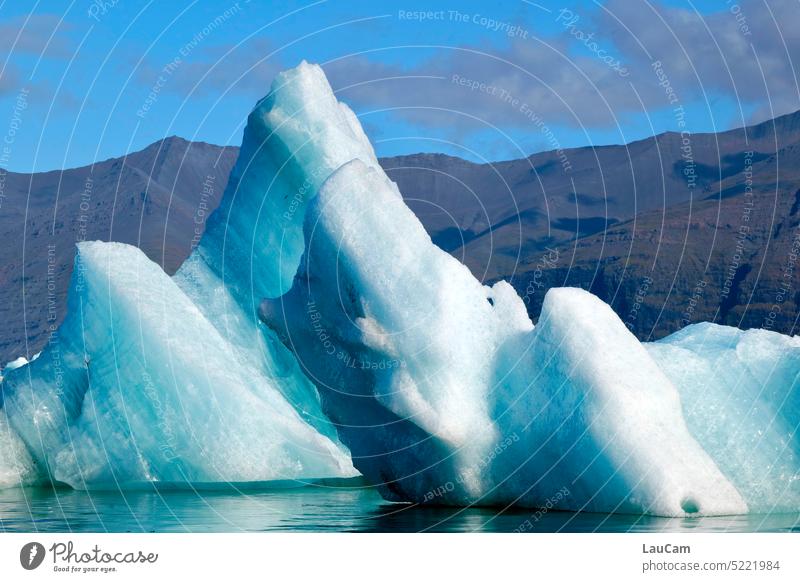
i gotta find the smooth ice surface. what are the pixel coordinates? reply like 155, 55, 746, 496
264, 159, 747, 516
648, 324, 800, 513
1, 242, 355, 489
174, 253, 343, 448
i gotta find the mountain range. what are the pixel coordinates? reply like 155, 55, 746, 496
2, 109, 799, 363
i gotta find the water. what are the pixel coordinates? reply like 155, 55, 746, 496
2, 485, 799, 533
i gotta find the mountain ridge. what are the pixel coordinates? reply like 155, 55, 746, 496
2, 108, 800, 362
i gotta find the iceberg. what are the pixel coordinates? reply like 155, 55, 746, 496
0, 242, 354, 488
0, 63, 364, 489
172, 61, 379, 447
1, 61, 798, 517
648, 324, 800, 513
262, 159, 747, 516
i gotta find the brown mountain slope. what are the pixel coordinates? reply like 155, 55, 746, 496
2, 110, 799, 362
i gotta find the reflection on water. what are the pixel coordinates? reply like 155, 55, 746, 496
1, 485, 798, 533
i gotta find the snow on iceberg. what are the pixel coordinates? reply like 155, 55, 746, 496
263, 159, 748, 516
1, 241, 355, 489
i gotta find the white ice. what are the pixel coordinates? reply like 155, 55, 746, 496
264, 159, 749, 516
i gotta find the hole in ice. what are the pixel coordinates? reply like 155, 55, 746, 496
681, 497, 700, 514
487, 297, 494, 306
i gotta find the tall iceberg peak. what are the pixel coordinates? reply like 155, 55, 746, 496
172, 61, 379, 444
193, 60, 379, 304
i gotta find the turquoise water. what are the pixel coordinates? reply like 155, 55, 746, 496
1, 485, 799, 533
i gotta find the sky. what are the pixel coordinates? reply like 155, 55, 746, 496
1, 0, 799, 172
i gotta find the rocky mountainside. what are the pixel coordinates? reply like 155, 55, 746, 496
385, 110, 800, 339
384, 109, 800, 282
518, 142, 800, 339
2, 110, 799, 362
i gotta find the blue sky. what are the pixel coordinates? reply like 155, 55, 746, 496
1, 0, 798, 172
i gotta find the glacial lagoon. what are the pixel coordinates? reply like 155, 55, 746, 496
2, 485, 798, 533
